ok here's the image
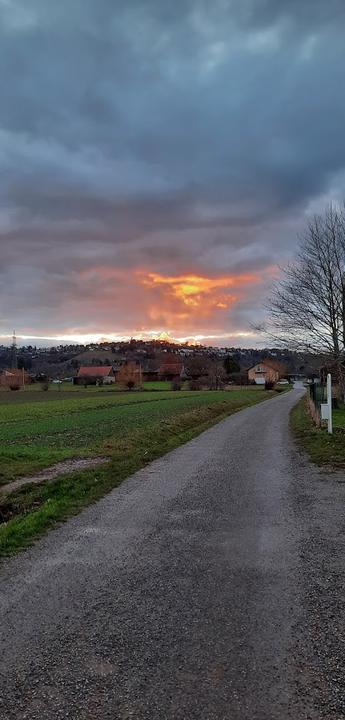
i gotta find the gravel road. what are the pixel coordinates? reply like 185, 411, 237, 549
1, 387, 345, 719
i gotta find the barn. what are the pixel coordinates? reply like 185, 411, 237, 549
74, 366, 116, 385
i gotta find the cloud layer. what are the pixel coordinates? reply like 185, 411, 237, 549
1, 0, 345, 344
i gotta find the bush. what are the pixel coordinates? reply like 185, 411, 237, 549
265, 380, 275, 390
228, 372, 250, 385
188, 379, 203, 391
9, 384, 20, 391
41, 382, 50, 391
126, 380, 135, 391
171, 378, 182, 391
208, 376, 225, 391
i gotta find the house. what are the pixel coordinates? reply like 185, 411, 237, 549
158, 355, 186, 380
247, 360, 285, 385
74, 366, 115, 385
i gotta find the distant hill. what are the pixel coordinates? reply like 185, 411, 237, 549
0, 339, 324, 380
73, 349, 115, 364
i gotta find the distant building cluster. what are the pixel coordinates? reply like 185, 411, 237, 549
0, 336, 323, 390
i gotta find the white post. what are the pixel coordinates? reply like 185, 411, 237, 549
327, 373, 333, 434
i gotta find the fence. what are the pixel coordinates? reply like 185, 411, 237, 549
309, 382, 326, 411
308, 382, 326, 426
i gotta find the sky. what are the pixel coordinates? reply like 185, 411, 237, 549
1, 0, 345, 347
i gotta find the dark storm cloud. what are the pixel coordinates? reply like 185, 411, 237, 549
1, 0, 345, 341
236, 0, 345, 31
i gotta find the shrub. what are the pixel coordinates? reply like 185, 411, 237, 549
9, 384, 20, 391
228, 372, 251, 385
171, 378, 182, 391
265, 380, 275, 390
126, 380, 135, 391
188, 379, 203, 391
41, 382, 49, 391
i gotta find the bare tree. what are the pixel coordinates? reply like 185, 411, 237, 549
263, 205, 345, 362
207, 361, 226, 390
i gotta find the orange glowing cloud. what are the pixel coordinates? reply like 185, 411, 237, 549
76, 265, 269, 335
139, 271, 258, 315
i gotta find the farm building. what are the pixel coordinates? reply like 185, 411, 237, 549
74, 366, 115, 385
142, 368, 159, 382
247, 360, 286, 385
158, 355, 186, 380
141, 360, 160, 382
0, 368, 30, 388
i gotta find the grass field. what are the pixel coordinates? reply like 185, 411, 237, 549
333, 405, 345, 429
0, 379, 171, 395
0, 387, 274, 483
0, 385, 278, 556
291, 397, 345, 467
142, 380, 171, 390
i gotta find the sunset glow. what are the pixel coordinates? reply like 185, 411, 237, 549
141, 272, 258, 310
6, 264, 271, 345
72, 266, 267, 338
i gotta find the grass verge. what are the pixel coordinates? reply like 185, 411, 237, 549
0, 390, 276, 557
291, 396, 345, 467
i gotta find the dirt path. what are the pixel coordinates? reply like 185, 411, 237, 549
0, 457, 109, 496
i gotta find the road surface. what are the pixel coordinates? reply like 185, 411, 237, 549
1, 387, 345, 719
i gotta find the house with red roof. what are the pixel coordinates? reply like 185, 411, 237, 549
74, 366, 115, 385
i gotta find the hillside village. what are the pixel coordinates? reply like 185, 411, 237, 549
0, 337, 321, 388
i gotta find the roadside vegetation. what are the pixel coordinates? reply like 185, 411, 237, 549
0, 385, 279, 556
291, 396, 345, 467
0, 379, 172, 395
